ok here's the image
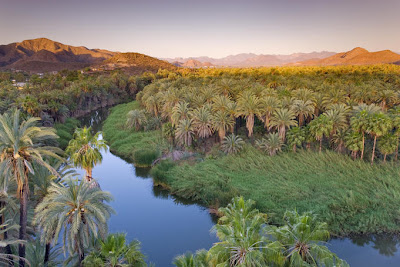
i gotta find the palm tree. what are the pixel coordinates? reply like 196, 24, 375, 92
175, 119, 195, 148
0, 109, 62, 266
350, 104, 380, 159
162, 122, 175, 145
378, 134, 397, 163
291, 99, 314, 126
259, 96, 280, 129
324, 104, 350, 136
126, 110, 146, 131
268, 210, 348, 267
0, 214, 28, 266
190, 106, 213, 139
235, 91, 261, 137
34, 179, 114, 266
173, 249, 209, 267
255, 133, 284, 156
345, 131, 363, 159
366, 112, 392, 165
26, 238, 61, 267
83, 233, 147, 267
171, 101, 191, 126
286, 127, 306, 152
66, 127, 107, 181
221, 134, 244, 155
269, 108, 297, 142
209, 197, 283, 266
211, 111, 234, 142
309, 114, 333, 152
377, 89, 398, 111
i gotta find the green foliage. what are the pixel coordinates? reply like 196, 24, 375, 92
133, 149, 160, 167
162, 148, 400, 234
103, 101, 162, 163
34, 179, 115, 264
150, 159, 176, 184
221, 134, 244, 154
54, 118, 81, 150
66, 126, 107, 180
83, 233, 147, 267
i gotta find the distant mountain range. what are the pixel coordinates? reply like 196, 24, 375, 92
0, 38, 399, 73
0, 38, 176, 73
164, 48, 400, 67
164, 51, 336, 67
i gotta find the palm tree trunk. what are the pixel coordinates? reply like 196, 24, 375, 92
18, 184, 28, 267
293, 144, 296, 153
78, 252, 85, 267
396, 138, 399, 161
44, 242, 51, 264
371, 135, 377, 165
383, 153, 387, 163
86, 168, 92, 181
319, 139, 322, 152
361, 132, 365, 159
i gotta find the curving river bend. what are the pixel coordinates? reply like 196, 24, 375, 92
78, 109, 400, 267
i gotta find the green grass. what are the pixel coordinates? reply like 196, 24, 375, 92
54, 118, 81, 149
156, 145, 400, 235
102, 101, 162, 166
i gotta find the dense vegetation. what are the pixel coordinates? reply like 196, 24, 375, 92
105, 65, 400, 235
173, 197, 348, 267
0, 69, 157, 124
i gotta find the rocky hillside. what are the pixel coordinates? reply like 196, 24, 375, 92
292, 47, 400, 66
0, 38, 175, 73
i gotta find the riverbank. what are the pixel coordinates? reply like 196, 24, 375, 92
102, 101, 162, 166
103, 101, 400, 236
154, 146, 400, 235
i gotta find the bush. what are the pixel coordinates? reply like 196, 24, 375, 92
150, 159, 176, 184
133, 149, 160, 167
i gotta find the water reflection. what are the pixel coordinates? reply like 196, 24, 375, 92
348, 234, 400, 257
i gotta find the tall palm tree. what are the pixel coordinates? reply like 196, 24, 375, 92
235, 91, 261, 137
350, 104, 380, 159
175, 119, 195, 148
0, 109, 62, 266
34, 179, 114, 266
126, 110, 146, 131
25, 238, 61, 267
269, 108, 297, 142
83, 233, 147, 267
366, 112, 392, 165
291, 99, 314, 127
211, 111, 234, 142
309, 114, 333, 152
66, 127, 107, 181
171, 101, 191, 126
268, 210, 348, 267
190, 106, 213, 139
378, 134, 397, 163
259, 96, 280, 129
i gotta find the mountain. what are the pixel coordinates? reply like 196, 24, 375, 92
0, 38, 175, 73
292, 47, 400, 66
102, 53, 176, 73
163, 52, 335, 67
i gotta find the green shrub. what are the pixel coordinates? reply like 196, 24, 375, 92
150, 159, 175, 184
133, 149, 160, 167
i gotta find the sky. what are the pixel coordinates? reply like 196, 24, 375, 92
0, 0, 399, 58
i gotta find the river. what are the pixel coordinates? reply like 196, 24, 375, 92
78, 109, 400, 267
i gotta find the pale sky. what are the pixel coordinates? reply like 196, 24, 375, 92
1, 0, 399, 58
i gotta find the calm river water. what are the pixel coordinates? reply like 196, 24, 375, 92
78, 110, 400, 266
